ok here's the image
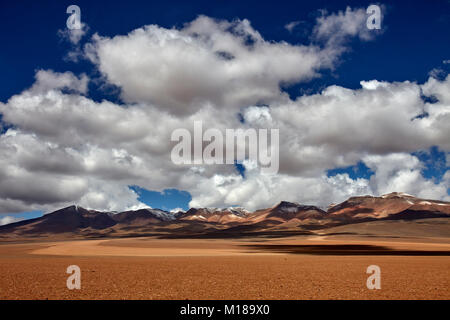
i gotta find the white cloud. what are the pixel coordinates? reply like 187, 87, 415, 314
0, 10, 448, 214
428, 68, 446, 79
1, 70, 449, 213
313, 7, 375, 42
31, 70, 88, 94
242, 106, 272, 126
85, 14, 378, 115
311, 6, 383, 66
285, 21, 300, 33
188, 152, 449, 211
363, 153, 449, 200
422, 74, 450, 104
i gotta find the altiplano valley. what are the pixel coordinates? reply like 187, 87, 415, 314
0, 192, 449, 300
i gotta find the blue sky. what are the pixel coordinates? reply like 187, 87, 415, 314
1, 0, 450, 103
0, 0, 449, 221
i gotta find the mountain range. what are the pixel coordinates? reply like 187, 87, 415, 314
1, 192, 449, 239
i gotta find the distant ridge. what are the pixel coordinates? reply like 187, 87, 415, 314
0, 192, 449, 239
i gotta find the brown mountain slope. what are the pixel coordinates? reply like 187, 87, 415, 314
179, 207, 249, 224
0, 206, 178, 235
328, 192, 450, 221
0, 192, 448, 239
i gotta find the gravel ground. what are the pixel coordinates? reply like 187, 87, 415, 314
0, 238, 448, 300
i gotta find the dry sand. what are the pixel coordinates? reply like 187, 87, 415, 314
0, 236, 448, 299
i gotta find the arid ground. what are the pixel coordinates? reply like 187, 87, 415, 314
0, 234, 449, 300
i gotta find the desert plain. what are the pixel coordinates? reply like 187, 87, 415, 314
0, 232, 449, 300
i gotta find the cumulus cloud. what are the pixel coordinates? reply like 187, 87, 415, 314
0, 70, 238, 212
31, 70, 89, 94
285, 21, 301, 33
312, 6, 383, 66
187, 74, 450, 209
363, 153, 449, 200
58, 21, 90, 62
313, 6, 379, 44
0, 10, 448, 214
84, 14, 378, 115
188, 152, 449, 211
